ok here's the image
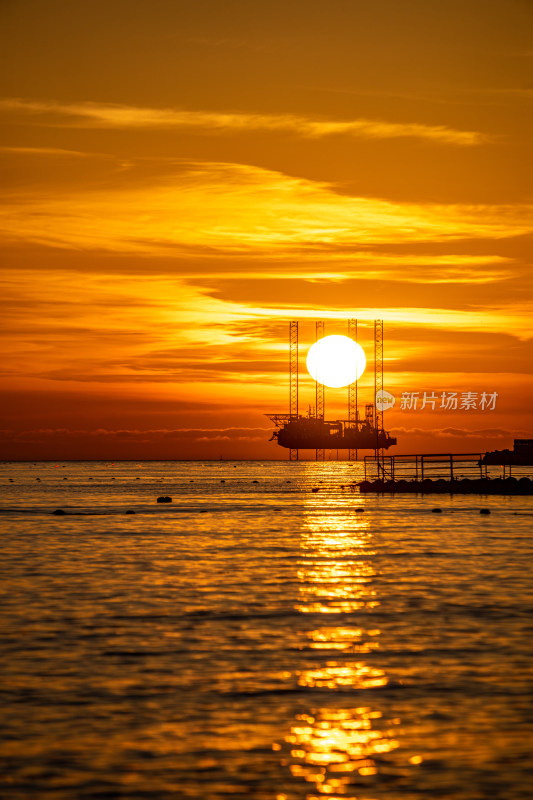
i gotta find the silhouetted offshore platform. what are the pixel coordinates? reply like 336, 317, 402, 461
269, 414, 396, 451
268, 319, 397, 461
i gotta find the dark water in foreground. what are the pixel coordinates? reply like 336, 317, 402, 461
1, 460, 532, 800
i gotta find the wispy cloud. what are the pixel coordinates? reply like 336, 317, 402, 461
0, 98, 487, 145
188, 255, 516, 285
390, 427, 525, 440
1, 426, 272, 441
0, 145, 90, 157
2, 267, 533, 387
2, 161, 532, 255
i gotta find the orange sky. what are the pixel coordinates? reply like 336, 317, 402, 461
1, 0, 532, 460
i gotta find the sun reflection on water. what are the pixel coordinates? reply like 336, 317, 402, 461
307, 627, 381, 654
274, 475, 402, 796
286, 707, 399, 786
296, 491, 379, 619
297, 662, 388, 690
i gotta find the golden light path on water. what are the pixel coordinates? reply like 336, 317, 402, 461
273, 480, 408, 799
1, 462, 533, 799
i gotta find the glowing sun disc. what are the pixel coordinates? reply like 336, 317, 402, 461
307, 335, 366, 388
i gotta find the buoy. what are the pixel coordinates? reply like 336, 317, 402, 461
52, 509, 66, 515
126, 510, 135, 514
312, 487, 320, 493
156, 496, 172, 503
220, 480, 226, 483
480, 508, 491, 515
355, 508, 365, 513
432, 508, 443, 513
252, 480, 259, 483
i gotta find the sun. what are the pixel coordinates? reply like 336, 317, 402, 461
306, 335, 366, 388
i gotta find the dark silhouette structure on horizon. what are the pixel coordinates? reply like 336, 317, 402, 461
268, 319, 397, 464
269, 414, 396, 451
481, 439, 533, 466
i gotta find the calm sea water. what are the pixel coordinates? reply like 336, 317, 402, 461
1, 460, 532, 800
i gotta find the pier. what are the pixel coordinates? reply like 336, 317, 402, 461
361, 449, 533, 494
364, 452, 485, 482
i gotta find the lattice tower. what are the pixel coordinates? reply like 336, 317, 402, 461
289, 320, 299, 461
315, 320, 325, 461
374, 319, 384, 476
348, 318, 358, 461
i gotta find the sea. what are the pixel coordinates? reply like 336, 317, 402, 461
1, 460, 532, 800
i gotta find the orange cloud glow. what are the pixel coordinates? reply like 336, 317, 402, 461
3, 161, 532, 255
1, 0, 531, 459
1, 98, 487, 145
